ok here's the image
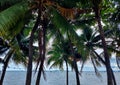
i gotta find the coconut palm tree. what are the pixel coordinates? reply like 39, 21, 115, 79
0, 37, 28, 84
78, 27, 113, 74
0, 1, 29, 84
92, 1, 114, 85
106, 1, 120, 69
47, 41, 71, 85
46, 21, 71, 85
77, 0, 118, 85
0, 49, 14, 85
0, 0, 39, 84
46, 11, 82, 84
49, 7, 83, 84
47, 38, 81, 85
0, 1, 39, 84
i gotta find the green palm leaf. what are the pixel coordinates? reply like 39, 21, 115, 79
49, 7, 87, 59
0, 0, 22, 6
0, 2, 29, 40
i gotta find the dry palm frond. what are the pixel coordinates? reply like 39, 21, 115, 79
32, 0, 92, 19
57, 6, 76, 19
57, 6, 92, 20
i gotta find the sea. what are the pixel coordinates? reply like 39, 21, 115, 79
0, 56, 120, 85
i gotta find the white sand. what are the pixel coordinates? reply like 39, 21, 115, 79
3, 71, 120, 85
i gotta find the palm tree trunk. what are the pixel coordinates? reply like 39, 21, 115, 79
25, 10, 41, 85
35, 60, 45, 85
67, 30, 80, 85
74, 61, 80, 85
0, 50, 13, 85
35, 29, 45, 85
92, 49, 116, 85
65, 60, 69, 85
80, 61, 84, 74
94, 7, 115, 85
35, 17, 47, 85
111, 68, 116, 85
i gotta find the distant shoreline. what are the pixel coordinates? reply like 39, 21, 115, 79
0, 70, 120, 72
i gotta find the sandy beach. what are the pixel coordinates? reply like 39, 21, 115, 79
2, 71, 120, 85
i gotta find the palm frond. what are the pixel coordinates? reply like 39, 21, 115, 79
50, 7, 88, 61
50, 7, 70, 34
83, 27, 93, 41
0, 2, 29, 40
0, 0, 22, 6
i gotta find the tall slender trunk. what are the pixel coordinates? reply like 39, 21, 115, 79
0, 50, 13, 85
67, 30, 80, 85
80, 61, 84, 74
35, 60, 45, 85
111, 68, 116, 85
25, 9, 41, 85
94, 7, 115, 85
35, 28, 45, 85
92, 49, 116, 85
35, 17, 47, 85
74, 61, 80, 85
65, 60, 69, 85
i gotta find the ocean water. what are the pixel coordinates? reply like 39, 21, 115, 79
0, 57, 120, 85
2, 71, 120, 85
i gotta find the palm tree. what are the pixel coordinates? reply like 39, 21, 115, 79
0, 1, 29, 84
0, 0, 39, 85
78, 27, 113, 75
47, 38, 82, 85
47, 42, 71, 85
49, 7, 83, 84
77, 0, 117, 85
0, 1, 39, 84
0, 35, 32, 84
0, 49, 14, 85
46, 16, 82, 84
93, 2, 114, 85
46, 22, 71, 85
107, 1, 120, 69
